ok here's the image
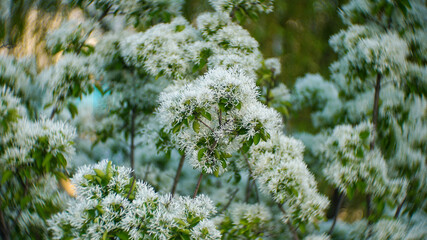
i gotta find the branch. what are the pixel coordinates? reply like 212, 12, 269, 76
171, 154, 185, 196
217, 188, 239, 215
370, 73, 381, 150
243, 153, 259, 203
0, 43, 15, 49
278, 204, 299, 240
0, 206, 10, 240
328, 191, 345, 235
394, 195, 407, 218
192, 172, 203, 198
196, 117, 214, 132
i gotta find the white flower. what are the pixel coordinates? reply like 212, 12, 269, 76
250, 133, 329, 224
264, 57, 281, 76
208, 0, 274, 15
292, 73, 342, 127
49, 161, 220, 239
121, 17, 201, 79
158, 67, 281, 174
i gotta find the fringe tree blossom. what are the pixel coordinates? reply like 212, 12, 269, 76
118, 0, 184, 27
1, 117, 76, 167
370, 219, 408, 240
202, 23, 262, 74
48, 160, 220, 240
208, 0, 274, 15
0, 87, 25, 132
158, 67, 281, 175
304, 233, 330, 240
45, 19, 95, 54
214, 203, 272, 239
330, 26, 408, 87
196, 12, 231, 38
322, 122, 406, 200
292, 73, 342, 127
1, 86, 76, 238
38, 54, 95, 111
264, 57, 281, 77
249, 133, 329, 225
0, 55, 43, 115
121, 17, 201, 79
6, 176, 70, 239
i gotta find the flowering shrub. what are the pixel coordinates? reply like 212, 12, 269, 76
1, 0, 426, 239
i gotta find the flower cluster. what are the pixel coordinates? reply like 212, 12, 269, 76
214, 203, 272, 239
292, 73, 342, 127
118, 0, 184, 27
330, 26, 409, 87
121, 17, 201, 79
0, 87, 25, 132
249, 133, 329, 225
39, 54, 95, 110
208, 0, 274, 15
45, 19, 95, 54
0, 55, 43, 114
1, 117, 76, 167
158, 67, 281, 175
304, 233, 330, 240
48, 160, 220, 240
264, 57, 281, 77
322, 122, 406, 200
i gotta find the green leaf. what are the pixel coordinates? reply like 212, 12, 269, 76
102, 230, 108, 240
20, 195, 32, 208
299, 223, 306, 233
193, 120, 200, 133
56, 153, 67, 168
173, 122, 183, 133
214, 150, 221, 159
175, 25, 185, 32
241, 143, 250, 153
214, 168, 220, 177
356, 147, 364, 158
42, 153, 53, 168
55, 171, 67, 180
359, 130, 370, 140
43, 102, 54, 110
1, 170, 13, 184
116, 231, 130, 240
253, 133, 261, 145
67, 102, 78, 118
220, 159, 227, 169
94, 168, 105, 178
201, 111, 212, 121
84, 174, 93, 181
198, 148, 206, 161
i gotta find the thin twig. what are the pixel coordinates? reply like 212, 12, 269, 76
394, 195, 407, 218
243, 153, 259, 203
171, 154, 186, 196
50, 106, 57, 120
143, 163, 151, 182
370, 73, 381, 150
0, 203, 10, 240
328, 191, 345, 235
196, 117, 214, 132
130, 107, 136, 174
278, 204, 299, 240
217, 189, 239, 215
192, 172, 203, 198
